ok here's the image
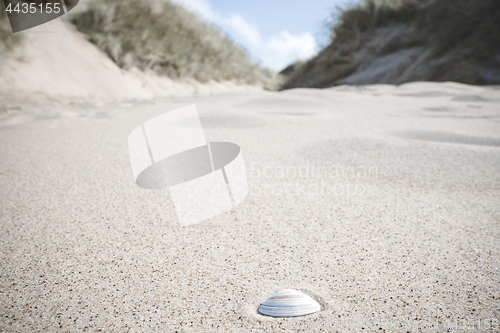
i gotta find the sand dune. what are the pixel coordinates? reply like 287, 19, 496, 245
1, 82, 499, 331
0, 19, 262, 101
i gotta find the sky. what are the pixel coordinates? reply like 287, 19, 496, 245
171, 0, 355, 72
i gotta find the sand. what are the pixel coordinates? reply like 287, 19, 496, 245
1, 82, 499, 332
0, 19, 262, 101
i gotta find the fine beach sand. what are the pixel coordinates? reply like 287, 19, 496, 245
0, 19, 264, 101
1, 82, 499, 332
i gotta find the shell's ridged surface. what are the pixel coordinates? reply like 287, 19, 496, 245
258, 289, 321, 317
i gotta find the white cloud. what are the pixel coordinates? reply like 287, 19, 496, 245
171, 0, 318, 71
261, 31, 318, 71
220, 14, 262, 48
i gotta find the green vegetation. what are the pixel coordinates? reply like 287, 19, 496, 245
72, 0, 278, 89
282, 0, 500, 89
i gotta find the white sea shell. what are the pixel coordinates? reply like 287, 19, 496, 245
258, 289, 321, 317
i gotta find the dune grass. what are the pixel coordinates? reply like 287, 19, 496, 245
331, 0, 425, 46
0, 4, 23, 59
332, 0, 500, 60
72, 0, 278, 89
281, 0, 500, 88
417, 0, 500, 60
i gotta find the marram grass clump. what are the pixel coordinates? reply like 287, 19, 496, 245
0, 4, 23, 59
331, 0, 426, 45
72, 0, 278, 89
281, 0, 500, 89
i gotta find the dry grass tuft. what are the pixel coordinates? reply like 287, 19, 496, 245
332, 0, 425, 45
72, 0, 279, 89
282, 0, 500, 89
0, 3, 23, 60
417, 0, 500, 60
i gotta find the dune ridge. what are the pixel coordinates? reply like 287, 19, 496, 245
281, 0, 500, 89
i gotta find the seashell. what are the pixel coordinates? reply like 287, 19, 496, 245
258, 289, 321, 317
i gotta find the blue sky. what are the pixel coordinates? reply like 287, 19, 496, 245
171, 0, 356, 71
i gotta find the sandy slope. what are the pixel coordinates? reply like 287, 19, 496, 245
0, 18, 261, 101
1, 82, 499, 332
